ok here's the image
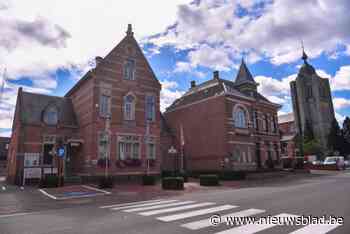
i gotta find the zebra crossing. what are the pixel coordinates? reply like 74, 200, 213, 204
100, 199, 342, 234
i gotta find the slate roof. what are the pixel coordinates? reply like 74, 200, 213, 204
278, 113, 294, 124
234, 59, 258, 86
20, 91, 78, 127
165, 75, 277, 112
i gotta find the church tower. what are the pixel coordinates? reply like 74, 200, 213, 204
290, 49, 335, 149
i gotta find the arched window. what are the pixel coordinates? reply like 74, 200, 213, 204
43, 106, 58, 125
124, 94, 135, 120
234, 107, 247, 128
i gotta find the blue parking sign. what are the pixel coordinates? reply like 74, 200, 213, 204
58, 148, 65, 158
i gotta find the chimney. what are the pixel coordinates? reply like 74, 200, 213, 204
126, 24, 133, 37
95, 56, 103, 67
190, 80, 196, 88
213, 70, 219, 80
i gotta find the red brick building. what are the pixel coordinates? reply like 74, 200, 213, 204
0, 137, 10, 176
7, 25, 162, 184
278, 113, 298, 167
163, 61, 281, 173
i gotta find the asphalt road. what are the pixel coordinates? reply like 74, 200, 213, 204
0, 172, 349, 234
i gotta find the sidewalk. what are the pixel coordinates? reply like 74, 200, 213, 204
0, 171, 319, 216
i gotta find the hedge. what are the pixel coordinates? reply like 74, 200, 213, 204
199, 174, 220, 186
39, 174, 61, 188
162, 177, 184, 190
98, 176, 114, 189
220, 171, 246, 181
142, 175, 157, 185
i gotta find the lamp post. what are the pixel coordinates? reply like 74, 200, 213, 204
168, 146, 178, 176
145, 120, 150, 175
104, 114, 111, 179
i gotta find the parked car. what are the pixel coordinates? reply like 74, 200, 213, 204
323, 156, 345, 170
312, 160, 322, 165
344, 160, 349, 169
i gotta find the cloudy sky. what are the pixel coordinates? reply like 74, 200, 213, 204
1, 0, 350, 137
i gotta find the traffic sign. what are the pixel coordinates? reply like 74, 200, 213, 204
58, 147, 65, 158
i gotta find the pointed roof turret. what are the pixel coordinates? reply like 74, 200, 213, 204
299, 44, 316, 75
126, 24, 133, 37
234, 59, 257, 85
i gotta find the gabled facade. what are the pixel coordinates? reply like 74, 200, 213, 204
7, 25, 162, 184
65, 24, 161, 177
163, 61, 281, 173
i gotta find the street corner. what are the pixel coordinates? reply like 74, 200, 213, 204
38, 185, 111, 200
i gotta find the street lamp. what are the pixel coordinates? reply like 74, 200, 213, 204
104, 113, 111, 179
168, 146, 178, 176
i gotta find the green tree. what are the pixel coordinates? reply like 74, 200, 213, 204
327, 118, 344, 154
303, 139, 322, 156
303, 120, 314, 142
342, 117, 350, 155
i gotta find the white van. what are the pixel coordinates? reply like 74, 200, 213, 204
323, 156, 345, 170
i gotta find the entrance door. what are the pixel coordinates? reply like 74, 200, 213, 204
43, 144, 54, 165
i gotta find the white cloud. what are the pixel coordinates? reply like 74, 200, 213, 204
160, 80, 184, 112
329, 65, 350, 91
174, 61, 192, 73
188, 44, 233, 71
174, 61, 206, 78
333, 98, 350, 110
0, 129, 11, 137
335, 111, 346, 126
147, 0, 350, 66
1, 0, 192, 85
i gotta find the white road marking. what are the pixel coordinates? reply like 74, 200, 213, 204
139, 202, 215, 216
124, 201, 196, 212
0, 213, 32, 218
157, 205, 237, 222
214, 213, 299, 234
111, 200, 179, 211
100, 199, 164, 209
182, 208, 265, 230
82, 185, 111, 194
38, 189, 57, 200
289, 223, 342, 234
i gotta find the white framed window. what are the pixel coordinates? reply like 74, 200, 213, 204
124, 94, 135, 120
117, 135, 140, 160
147, 143, 156, 159
123, 59, 135, 80
270, 116, 275, 133
98, 132, 109, 159
44, 106, 58, 125
145, 95, 156, 121
100, 95, 110, 117
132, 143, 140, 159
234, 107, 247, 128
242, 152, 246, 163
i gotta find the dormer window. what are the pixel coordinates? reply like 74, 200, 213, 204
123, 59, 135, 80
44, 106, 58, 125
